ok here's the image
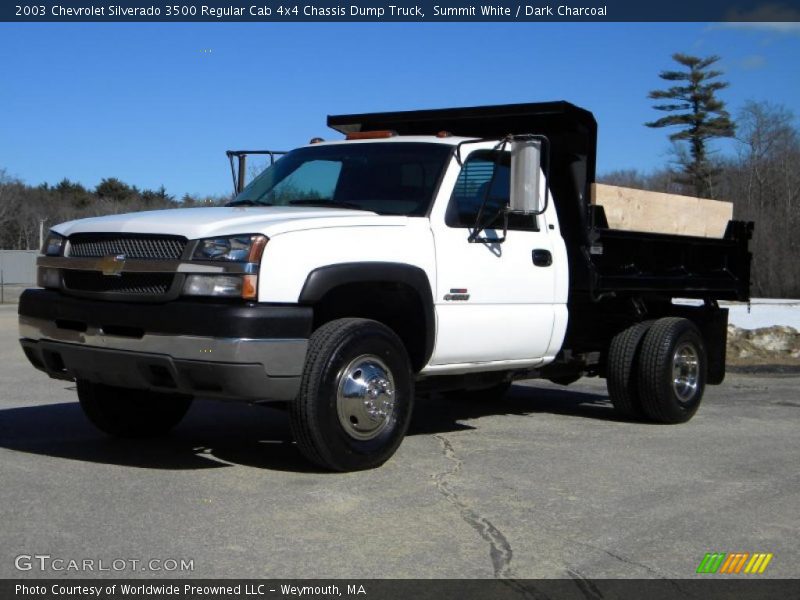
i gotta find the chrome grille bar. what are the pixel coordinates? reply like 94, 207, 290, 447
67, 234, 187, 260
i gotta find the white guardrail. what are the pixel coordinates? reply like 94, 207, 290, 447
0, 250, 38, 303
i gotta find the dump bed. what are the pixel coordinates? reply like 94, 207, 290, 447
328, 101, 753, 303
587, 210, 752, 301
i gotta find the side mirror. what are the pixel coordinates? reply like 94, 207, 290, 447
509, 139, 542, 214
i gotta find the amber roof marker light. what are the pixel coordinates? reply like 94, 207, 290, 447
345, 130, 398, 140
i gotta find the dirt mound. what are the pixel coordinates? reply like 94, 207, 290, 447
727, 324, 800, 367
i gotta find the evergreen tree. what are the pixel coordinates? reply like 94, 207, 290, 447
141, 186, 172, 203
646, 53, 735, 198
95, 177, 134, 201
55, 178, 92, 208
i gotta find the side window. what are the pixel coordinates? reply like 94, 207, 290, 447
446, 150, 538, 231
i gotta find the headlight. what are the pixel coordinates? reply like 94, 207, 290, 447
186, 235, 266, 299
42, 232, 65, 256
182, 274, 258, 300
192, 234, 267, 262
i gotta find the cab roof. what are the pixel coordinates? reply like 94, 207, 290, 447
327, 101, 598, 251
327, 100, 597, 201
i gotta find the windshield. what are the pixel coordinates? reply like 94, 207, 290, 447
228, 142, 452, 216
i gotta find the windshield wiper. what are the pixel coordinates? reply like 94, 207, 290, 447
288, 199, 363, 210
226, 199, 273, 207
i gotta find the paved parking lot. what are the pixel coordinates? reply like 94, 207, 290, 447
1, 303, 798, 579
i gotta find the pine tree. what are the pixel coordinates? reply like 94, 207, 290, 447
95, 177, 134, 202
646, 53, 735, 198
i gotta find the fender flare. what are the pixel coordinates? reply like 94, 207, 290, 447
299, 262, 436, 366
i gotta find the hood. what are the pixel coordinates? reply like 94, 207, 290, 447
53, 206, 408, 240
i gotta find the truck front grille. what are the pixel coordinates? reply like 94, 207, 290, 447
67, 234, 187, 260
63, 271, 175, 297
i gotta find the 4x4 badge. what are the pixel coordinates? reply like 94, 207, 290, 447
100, 254, 126, 276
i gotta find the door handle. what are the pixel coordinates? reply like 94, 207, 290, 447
532, 249, 552, 267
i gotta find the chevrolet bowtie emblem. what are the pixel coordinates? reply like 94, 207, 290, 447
100, 254, 126, 276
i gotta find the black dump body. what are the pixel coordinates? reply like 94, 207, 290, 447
328, 101, 753, 305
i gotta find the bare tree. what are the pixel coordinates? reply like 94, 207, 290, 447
603, 100, 799, 297
0, 170, 233, 250
736, 101, 800, 211
716, 100, 800, 297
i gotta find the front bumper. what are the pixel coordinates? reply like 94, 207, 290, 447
18, 289, 311, 402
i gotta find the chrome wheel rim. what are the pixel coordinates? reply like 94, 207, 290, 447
336, 355, 395, 441
672, 342, 700, 403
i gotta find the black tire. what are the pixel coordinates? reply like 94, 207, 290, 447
637, 317, 707, 424
77, 380, 193, 438
441, 382, 511, 402
606, 321, 653, 419
289, 318, 414, 472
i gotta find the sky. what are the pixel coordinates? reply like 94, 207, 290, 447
0, 21, 799, 198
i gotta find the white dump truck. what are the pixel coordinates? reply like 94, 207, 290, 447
19, 102, 753, 471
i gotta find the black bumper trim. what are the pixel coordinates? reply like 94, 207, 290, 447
18, 289, 313, 339
20, 339, 300, 402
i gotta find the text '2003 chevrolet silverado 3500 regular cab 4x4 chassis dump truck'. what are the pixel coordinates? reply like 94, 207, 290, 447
19, 102, 753, 471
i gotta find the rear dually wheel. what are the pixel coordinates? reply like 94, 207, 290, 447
606, 320, 653, 419
637, 317, 707, 424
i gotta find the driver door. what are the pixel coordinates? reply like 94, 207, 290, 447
429, 148, 557, 367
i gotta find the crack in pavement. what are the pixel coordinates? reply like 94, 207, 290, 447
581, 542, 663, 576
430, 434, 688, 600
566, 569, 605, 600
566, 541, 695, 599
432, 434, 515, 579
431, 434, 551, 599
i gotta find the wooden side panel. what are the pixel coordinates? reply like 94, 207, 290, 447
591, 183, 733, 238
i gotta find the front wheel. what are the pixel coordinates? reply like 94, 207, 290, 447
77, 380, 193, 438
289, 318, 414, 471
637, 318, 707, 424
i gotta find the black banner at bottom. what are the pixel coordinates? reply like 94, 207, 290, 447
4, 579, 800, 600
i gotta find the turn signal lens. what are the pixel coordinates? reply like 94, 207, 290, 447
242, 275, 258, 300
